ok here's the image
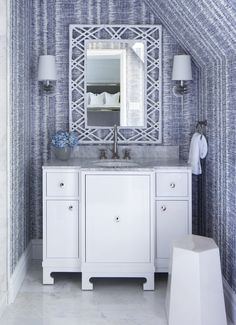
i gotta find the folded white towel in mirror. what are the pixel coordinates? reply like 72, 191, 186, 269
188, 132, 208, 175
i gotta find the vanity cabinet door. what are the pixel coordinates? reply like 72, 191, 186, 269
156, 200, 188, 260
46, 200, 79, 258
85, 174, 151, 263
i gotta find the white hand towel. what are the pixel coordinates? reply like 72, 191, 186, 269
188, 132, 208, 175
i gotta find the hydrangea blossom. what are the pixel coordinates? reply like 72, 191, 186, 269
68, 131, 79, 147
51, 130, 79, 148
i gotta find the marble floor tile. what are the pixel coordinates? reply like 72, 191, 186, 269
0, 262, 232, 325
0, 262, 168, 325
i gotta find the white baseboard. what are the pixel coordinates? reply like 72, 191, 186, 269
31, 239, 42, 260
8, 242, 32, 304
0, 293, 7, 318
7, 239, 42, 305
224, 277, 236, 325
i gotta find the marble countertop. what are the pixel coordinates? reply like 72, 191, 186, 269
43, 157, 191, 170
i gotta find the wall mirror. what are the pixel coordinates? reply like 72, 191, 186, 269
86, 40, 146, 128
69, 25, 162, 143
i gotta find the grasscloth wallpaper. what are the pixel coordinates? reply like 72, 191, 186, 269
144, 0, 236, 293
29, 0, 198, 241
11, 0, 236, 298
10, 0, 31, 274
11, 0, 200, 279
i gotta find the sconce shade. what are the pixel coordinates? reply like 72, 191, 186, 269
172, 55, 192, 81
38, 55, 57, 81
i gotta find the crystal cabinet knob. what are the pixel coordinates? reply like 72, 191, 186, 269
161, 205, 167, 211
69, 205, 73, 211
60, 182, 65, 188
114, 216, 120, 223
170, 183, 176, 189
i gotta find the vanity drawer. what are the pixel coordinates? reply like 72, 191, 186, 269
46, 172, 79, 197
156, 172, 188, 197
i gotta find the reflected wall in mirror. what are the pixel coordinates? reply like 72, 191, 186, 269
69, 25, 162, 144
86, 41, 145, 127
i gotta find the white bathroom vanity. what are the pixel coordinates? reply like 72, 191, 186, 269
42, 158, 192, 290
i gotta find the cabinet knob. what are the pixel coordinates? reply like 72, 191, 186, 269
114, 216, 120, 223
60, 182, 65, 188
161, 205, 167, 211
170, 183, 176, 188
69, 205, 73, 211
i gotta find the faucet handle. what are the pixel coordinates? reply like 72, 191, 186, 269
123, 149, 131, 160
99, 149, 107, 160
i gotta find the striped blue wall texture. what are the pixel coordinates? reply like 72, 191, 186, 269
10, 0, 31, 274
11, 0, 200, 274
144, 0, 236, 293
29, 0, 198, 244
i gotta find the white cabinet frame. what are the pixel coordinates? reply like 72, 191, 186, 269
42, 166, 192, 287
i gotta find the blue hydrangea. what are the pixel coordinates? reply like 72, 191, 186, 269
51, 130, 79, 148
68, 131, 79, 147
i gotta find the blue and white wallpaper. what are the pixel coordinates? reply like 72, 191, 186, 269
10, 0, 31, 274
10, 0, 202, 280
144, 0, 236, 293
29, 0, 198, 241
10, 0, 236, 306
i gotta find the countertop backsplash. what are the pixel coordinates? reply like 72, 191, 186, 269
52, 145, 180, 161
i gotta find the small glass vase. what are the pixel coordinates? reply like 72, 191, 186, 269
53, 146, 72, 161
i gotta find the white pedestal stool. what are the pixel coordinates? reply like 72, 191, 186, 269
166, 234, 227, 325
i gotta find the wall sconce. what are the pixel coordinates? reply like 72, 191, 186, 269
38, 55, 57, 95
172, 55, 192, 96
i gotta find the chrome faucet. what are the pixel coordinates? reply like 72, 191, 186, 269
112, 124, 119, 159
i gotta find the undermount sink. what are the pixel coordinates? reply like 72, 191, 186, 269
92, 159, 139, 168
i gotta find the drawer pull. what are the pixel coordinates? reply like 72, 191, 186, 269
161, 205, 167, 211
69, 205, 73, 211
59, 182, 65, 188
115, 216, 120, 223
170, 183, 176, 189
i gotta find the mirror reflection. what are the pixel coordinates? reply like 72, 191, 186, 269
85, 40, 146, 127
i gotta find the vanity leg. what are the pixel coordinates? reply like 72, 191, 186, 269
143, 273, 155, 291
82, 273, 93, 290
43, 268, 54, 285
